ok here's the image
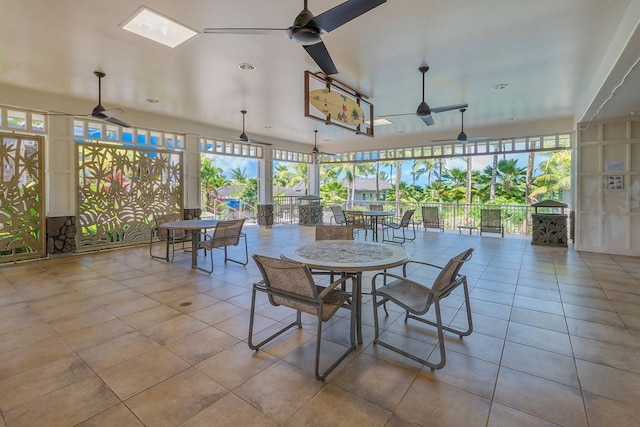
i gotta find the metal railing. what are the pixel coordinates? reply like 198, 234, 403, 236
202, 199, 258, 223
242, 196, 571, 237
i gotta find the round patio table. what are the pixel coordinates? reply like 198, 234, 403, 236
281, 240, 409, 344
159, 219, 218, 269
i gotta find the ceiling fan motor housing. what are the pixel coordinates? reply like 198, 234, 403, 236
416, 101, 431, 116
289, 8, 322, 45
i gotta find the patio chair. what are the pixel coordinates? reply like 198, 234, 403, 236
315, 224, 354, 241
249, 254, 356, 381
371, 248, 474, 370
382, 209, 416, 244
329, 205, 347, 225
315, 224, 354, 286
196, 219, 248, 274
422, 206, 444, 232
480, 208, 504, 237
149, 213, 189, 262
344, 210, 370, 240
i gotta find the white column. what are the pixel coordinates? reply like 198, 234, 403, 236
184, 134, 201, 209
258, 148, 273, 204
308, 159, 320, 196
46, 116, 75, 216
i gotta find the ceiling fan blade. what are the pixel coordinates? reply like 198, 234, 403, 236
101, 108, 124, 118
377, 112, 414, 118
104, 116, 131, 128
420, 115, 435, 126
203, 27, 288, 36
311, 0, 387, 33
234, 136, 273, 146
467, 136, 494, 142
430, 103, 469, 114
303, 41, 338, 75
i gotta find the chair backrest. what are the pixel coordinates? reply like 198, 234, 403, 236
399, 209, 415, 227
252, 254, 318, 312
369, 204, 384, 211
422, 206, 441, 227
330, 205, 346, 225
430, 248, 474, 303
481, 209, 502, 230
210, 219, 245, 248
315, 224, 354, 241
153, 212, 181, 240
344, 210, 367, 229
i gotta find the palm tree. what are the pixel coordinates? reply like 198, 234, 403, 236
230, 167, 248, 183
412, 158, 438, 187
320, 181, 347, 202
530, 150, 571, 201
526, 151, 535, 203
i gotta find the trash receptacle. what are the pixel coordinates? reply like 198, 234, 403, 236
531, 200, 568, 246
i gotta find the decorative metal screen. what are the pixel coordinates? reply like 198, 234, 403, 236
77, 142, 183, 250
0, 132, 46, 262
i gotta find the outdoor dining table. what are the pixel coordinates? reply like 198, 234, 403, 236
362, 211, 395, 241
159, 219, 218, 269
281, 240, 410, 344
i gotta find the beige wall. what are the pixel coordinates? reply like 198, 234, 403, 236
576, 117, 640, 255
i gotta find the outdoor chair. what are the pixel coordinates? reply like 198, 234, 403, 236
249, 254, 356, 381
314, 224, 354, 286
371, 248, 474, 370
382, 209, 416, 244
149, 213, 189, 262
480, 208, 504, 237
196, 219, 248, 274
315, 224, 354, 241
329, 205, 347, 225
422, 206, 444, 232
344, 210, 370, 240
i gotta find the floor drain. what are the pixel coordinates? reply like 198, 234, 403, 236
179, 302, 193, 307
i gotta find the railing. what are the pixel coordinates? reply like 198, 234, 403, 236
202, 199, 258, 223
255, 196, 571, 237
273, 195, 301, 224
320, 200, 570, 237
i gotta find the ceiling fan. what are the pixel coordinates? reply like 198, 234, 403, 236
311, 130, 334, 156
432, 108, 493, 143
379, 66, 468, 126
46, 71, 130, 128
235, 110, 272, 146
203, 0, 387, 75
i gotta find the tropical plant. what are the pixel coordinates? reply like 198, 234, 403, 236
320, 181, 347, 202
530, 150, 571, 201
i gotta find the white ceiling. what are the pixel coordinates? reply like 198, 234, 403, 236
1, 0, 639, 150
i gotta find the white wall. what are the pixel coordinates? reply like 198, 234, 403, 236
576, 117, 640, 255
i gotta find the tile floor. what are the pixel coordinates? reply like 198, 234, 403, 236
1, 225, 640, 426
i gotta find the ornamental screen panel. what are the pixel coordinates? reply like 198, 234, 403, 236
76, 142, 182, 250
0, 133, 46, 262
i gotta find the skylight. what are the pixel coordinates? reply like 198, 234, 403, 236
121, 7, 198, 48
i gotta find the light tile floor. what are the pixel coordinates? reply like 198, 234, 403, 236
1, 225, 640, 426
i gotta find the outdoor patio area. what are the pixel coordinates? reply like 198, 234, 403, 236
0, 225, 639, 426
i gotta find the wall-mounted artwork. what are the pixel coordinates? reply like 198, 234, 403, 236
304, 71, 374, 137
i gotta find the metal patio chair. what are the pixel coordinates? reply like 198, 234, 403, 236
249, 254, 356, 381
422, 206, 444, 232
196, 219, 248, 274
371, 248, 474, 370
480, 208, 504, 237
149, 213, 189, 262
382, 209, 416, 244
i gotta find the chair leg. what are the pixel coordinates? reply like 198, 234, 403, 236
223, 234, 249, 266
248, 288, 301, 350
374, 290, 472, 370
195, 246, 215, 275
315, 301, 357, 381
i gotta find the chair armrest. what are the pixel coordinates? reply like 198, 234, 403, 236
371, 271, 436, 295
318, 274, 355, 298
